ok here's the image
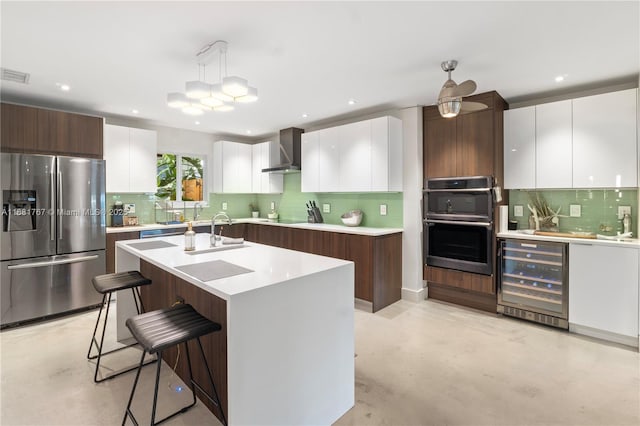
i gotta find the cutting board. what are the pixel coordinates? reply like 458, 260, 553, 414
533, 231, 596, 239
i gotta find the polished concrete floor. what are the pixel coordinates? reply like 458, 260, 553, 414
1, 299, 639, 425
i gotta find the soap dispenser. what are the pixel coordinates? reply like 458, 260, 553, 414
184, 222, 196, 251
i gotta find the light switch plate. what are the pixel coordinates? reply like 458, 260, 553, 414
270, 202, 275, 211
322, 203, 331, 213
124, 203, 135, 214
618, 205, 631, 219
514, 205, 523, 217
570, 204, 581, 217
380, 204, 387, 216
222, 202, 228, 211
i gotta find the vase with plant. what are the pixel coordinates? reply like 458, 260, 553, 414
249, 203, 259, 218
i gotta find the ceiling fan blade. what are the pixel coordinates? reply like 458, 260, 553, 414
448, 80, 477, 97
460, 101, 488, 113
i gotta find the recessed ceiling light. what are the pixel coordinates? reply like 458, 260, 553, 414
132, 109, 139, 114
56, 83, 70, 91
302, 113, 309, 118
195, 121, 200, 125
246, 130, 252, 134
348, 99, 357, 105
555, 75, 565, 83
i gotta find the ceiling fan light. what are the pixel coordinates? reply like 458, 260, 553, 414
222, 76, 249, 97
213, 103, 235, 112
167, 92, 189, 108
185, 80, 211, 99
438, 97, 462, 118
210, 83, 234, 102
234, 86, 258, 103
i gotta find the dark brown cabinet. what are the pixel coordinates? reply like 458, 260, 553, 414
245, 224, 402, 312
423, 91, 506, 180
423, 91, 507, 313
106, 231, 139, 273
1, 103, 103, 158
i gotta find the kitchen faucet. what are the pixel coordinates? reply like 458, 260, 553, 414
211, 212, 232, 246
193, 202, 202, 221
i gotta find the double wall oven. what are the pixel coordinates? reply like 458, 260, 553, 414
423, 176, 494, 275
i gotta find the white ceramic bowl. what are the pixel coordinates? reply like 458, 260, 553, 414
340, 210, 363, 227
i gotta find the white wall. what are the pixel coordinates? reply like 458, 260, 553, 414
400, 106, 425, 301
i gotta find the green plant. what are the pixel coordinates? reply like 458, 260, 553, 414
249, 203, 258, 212
156, 154, 177, 200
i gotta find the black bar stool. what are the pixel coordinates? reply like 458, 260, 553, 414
122, 303, 226, 426
87, 270, 155, 383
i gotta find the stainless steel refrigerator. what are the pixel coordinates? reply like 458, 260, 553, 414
1, 153, 106, 328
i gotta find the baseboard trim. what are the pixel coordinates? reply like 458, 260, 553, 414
569, 323, 639, 349
401, 287, 425, 303
355, 298, 373, 313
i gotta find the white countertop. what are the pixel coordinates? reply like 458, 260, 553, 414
116, 233, 353, 301
108, 217, 402, 237
498, 230, 640, 248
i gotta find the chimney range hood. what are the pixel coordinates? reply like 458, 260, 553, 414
262, 127, 304, 173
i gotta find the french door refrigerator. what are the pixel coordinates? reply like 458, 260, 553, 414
1, 153, 106, 328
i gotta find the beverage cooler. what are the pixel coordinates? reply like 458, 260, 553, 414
497, 239, 568, 329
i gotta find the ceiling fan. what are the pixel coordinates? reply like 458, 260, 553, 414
437, 60, 487, 118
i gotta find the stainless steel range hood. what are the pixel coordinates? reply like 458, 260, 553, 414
262, 127, 304, 173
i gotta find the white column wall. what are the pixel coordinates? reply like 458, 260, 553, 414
400, 106, 425, 301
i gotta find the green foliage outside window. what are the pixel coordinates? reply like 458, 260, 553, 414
156, 154, 204, 201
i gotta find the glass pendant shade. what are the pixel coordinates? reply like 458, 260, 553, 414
185, 80, 211, 99
234, 86, 258, 103
438, 97, 462, 118
200, 96, 224, 107
222, 76, 249, 97
213, 103, 234, 112
167, 92, 189, 108
210, 83, 234, 102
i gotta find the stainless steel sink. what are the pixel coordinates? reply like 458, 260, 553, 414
184, 244, 246, 255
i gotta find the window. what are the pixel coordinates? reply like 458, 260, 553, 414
156, 153, 206, 202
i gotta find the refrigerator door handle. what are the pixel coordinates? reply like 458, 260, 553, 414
7, 255, 99, 270
57, 171, 63, 240
50, 171, 56, 241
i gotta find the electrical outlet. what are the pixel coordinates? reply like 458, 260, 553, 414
380, 204, 387, 216
322, 203, 331, 213
570, 204, 581, 217
270, 201, 275, 210
514, 205, 523, 217
618, 205, 631, 219
222, 202, 228, 211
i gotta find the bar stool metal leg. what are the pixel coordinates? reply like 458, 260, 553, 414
195, 337, 227, 426
88, 287, 155, 383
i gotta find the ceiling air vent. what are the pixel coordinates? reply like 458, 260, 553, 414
1, 68, 30, 84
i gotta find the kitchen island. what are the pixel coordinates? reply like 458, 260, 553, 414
115, 233, 355, 425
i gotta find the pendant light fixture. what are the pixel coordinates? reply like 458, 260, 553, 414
167, 40, 257, 115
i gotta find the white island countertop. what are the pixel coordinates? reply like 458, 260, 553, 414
115, 232, 355, 425
116, 232, 353, 301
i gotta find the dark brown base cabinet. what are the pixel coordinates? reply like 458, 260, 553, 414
245, 224, 402, 312
106, 231, 140, 273
139, 260, 228, 424
1, 103, 103, 158
425, 266, 496, 313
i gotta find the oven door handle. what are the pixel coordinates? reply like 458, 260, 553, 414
424, 219, 493, 228
424, 188, 492, 193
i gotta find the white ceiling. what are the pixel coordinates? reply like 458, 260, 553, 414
1, 1, 638, 139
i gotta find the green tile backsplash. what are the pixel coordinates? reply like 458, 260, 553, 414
108, 173, 403, 228
508, 189, 638, 236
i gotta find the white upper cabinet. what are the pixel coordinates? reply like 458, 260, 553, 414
104, 124, 157, 193
251, 141, 283, 194
572, 88, 638, 188
536, 100, 573, 189
301, 116, 403, 193
212, 141, 252, 193
301, 132, 319, 192
504, 106, 535, 189
504, 89, 638, 189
